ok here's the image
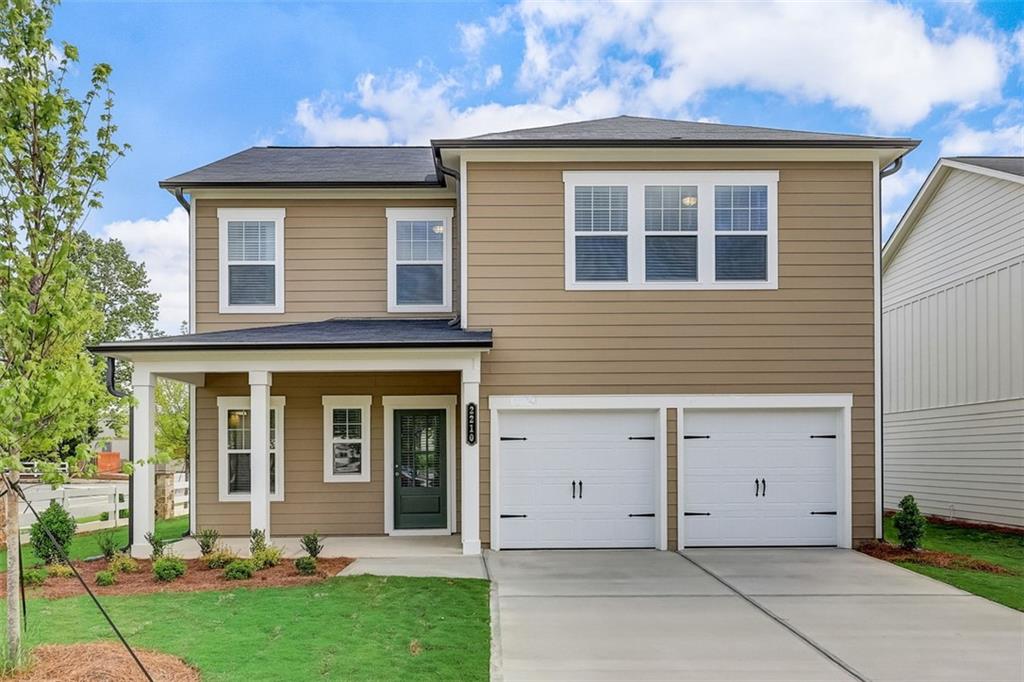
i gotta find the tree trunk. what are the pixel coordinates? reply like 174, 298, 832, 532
5, 472, 20, 664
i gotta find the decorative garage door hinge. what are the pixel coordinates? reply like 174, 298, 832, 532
628, 513, 656, 518
500, 436, 527, 441
810, 434, 837, 439
683, 434, 711, 439
628, 436, 656, 440
684, 512, 712, 516
500, 514, 528, 519
810, 511, 837, 515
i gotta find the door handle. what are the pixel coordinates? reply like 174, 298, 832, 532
579, 481, 583, 499
761, 478, 766, 497
572, 480, 576, 499
755, 478, 760, 497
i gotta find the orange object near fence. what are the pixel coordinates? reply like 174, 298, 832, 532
97, 452, 122, 473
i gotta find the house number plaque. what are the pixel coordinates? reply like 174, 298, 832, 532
466, 402, 478, 445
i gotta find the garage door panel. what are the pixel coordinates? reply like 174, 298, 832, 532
683, 409, 839, 547
498, 410, 659, 549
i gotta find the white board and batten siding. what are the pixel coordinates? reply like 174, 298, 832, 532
883, 165, 1024, 527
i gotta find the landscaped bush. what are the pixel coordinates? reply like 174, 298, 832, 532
153, 555, 187, 582
294, 556, 317, 576
195, 528, 220, 556
223, 559, 256, 581
300, 531, 324, 558
109, 553, 140, 574
48, 563, 74, 579
145, 531, 166, 558
201, 548, 239, 570
99, 511, 110, 522
29, 501, 77, 564
95, 570, 117, 587
251, 546, 283, 570
894, 495, 926, 549
249, 528, 267, 555
97, 530, 119, 560
23, 568, 48, 586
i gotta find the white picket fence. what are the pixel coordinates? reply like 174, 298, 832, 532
19, 474, 189, 532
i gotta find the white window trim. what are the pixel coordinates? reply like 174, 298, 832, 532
563, 171, 779, 291
322, 395, 373, 483
217, 395, 286, 503
386, 207, 454, 313
218, 207, 286, 314
382, 395, 458, 536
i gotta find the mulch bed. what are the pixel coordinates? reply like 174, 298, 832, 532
859, 540, 1011, 574
2, 557, 353, 599
883, 510, 1024, 536
13, 642, 199, 681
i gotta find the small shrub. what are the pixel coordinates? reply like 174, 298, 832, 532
48, 563, 74, 579
97, 530, 119, 560
223, 559, 256, 581
109, 553, 140, 574
99, 511, 110, 522
153, 555, 187, 582
29, 501, 77, 565
893, 494, 927, 550
251, 546, 283, 570
294, 556, 317, 576
145, 531, 166, 558
300, 532, 324, 559
118, 508, 128, 519
22, 568, 47, 587
95, 570, 117, 587
195, 528, 220, 556
201, 548, 239, 570
249, 528, 267, 555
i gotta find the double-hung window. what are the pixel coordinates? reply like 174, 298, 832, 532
322, 396, 372, 482
217, 396, 285, 502
218, 208, 285, 313
386, 208, 453, 312
564, 171, 778, 289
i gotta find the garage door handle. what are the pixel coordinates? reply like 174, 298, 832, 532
578, 480, 583, 498
755, 478, 760, 497
628, 513, 655, 518
761, 478, 766, 497
572, 480, 576, 499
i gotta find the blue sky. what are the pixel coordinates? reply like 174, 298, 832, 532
55, 0, 1024, 331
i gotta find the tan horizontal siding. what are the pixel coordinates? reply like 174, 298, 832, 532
196, 371, 460, 536
195, 198, 457, 333
468, 160, 877, 546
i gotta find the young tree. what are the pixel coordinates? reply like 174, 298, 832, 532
155, 377, 189, 461
0, 0, 127, 662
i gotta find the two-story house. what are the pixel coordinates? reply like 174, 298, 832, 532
92, 116, 918, 557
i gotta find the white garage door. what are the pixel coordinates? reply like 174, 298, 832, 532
498, 410, 659, 549
683, 409, 838, 547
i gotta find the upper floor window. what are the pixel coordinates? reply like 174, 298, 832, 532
563, 172, 778, 290
218, 208, 285, 313
386, 207, 453, 313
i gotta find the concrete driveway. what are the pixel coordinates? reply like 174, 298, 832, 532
484, 549, 1023, 682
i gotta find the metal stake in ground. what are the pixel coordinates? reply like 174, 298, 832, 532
3, 475, 153, 682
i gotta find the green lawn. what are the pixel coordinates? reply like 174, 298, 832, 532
0, 516, 188, 570
19, 575, 490, 680
883, 516, 1024, 611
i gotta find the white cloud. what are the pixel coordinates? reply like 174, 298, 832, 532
458, 22, 487, 55
98, 207, 189, 334
485, 64, 503, 88
294, 0, 1011, 147
940, 122, 1024, 156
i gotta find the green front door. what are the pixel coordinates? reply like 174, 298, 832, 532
394, 409, 447, 529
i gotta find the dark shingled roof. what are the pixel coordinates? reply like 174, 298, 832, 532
90, 319, 492, 353
951, 156, 1024, 178
160, 146, 442, 188
433, 115, 919, 148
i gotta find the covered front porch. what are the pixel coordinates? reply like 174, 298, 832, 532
91, 319, 491, 558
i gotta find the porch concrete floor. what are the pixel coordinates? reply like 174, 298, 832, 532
171, 533, 462, 559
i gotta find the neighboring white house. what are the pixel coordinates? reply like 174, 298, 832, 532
882, 156, 1024, 528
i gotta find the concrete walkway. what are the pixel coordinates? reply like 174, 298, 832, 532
486, 549, 1024, 682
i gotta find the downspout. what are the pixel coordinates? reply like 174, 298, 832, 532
876, 156, 903, 539
433, 147, 463, 328
173, 187, 190, 213
104, 357, 134, 551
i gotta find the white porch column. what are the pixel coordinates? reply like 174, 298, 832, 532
249, 371, 272, 541
130, 368, 156, 558
460, 362, 481, 555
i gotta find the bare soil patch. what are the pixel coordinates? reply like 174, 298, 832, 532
12, 642, 198, 681
859, 540, 1010, 574
1, 557, 352, 599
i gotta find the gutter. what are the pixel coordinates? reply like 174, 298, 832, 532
432, 146, 461, 186
431, 138, 921, 150
103, 358, 135, 551
173, 187, 190, 213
